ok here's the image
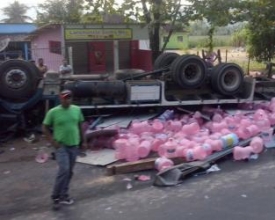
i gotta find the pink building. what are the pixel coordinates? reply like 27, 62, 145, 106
27, 23, 153, 74
28, 24, 63, 71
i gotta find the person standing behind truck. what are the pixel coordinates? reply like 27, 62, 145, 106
59, 59, 73, 77
42, 89, 86, 211
37, 58, 48, 76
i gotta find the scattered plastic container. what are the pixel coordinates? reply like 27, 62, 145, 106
220, 133, 239, 149
155, 157, 174, 172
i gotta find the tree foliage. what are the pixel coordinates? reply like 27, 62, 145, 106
1, 1, 32, 23
243, 0, 275, 62
83, 0, 121, 23
185, 0, 243, 52
36, 0, 84, 24
120, 0, 188, 62
83, 0, 189, 63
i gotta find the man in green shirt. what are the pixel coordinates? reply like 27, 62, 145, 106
42, 89, 86, 211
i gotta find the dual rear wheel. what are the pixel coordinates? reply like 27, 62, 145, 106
154, 52, 244, 96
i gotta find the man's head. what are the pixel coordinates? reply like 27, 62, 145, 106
63, 59, 68, 66
59, 90, 72, 108
38, 58, 44, 66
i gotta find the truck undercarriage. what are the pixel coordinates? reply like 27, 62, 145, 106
0, 52, 274, 142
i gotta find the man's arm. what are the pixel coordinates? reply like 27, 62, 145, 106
42, 124, 60, 148
79, 122, 88, 151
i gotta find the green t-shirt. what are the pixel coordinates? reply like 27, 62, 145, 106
43, 104, 84, 146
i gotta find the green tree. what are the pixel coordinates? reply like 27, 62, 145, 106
121, 0, 188, 62
185, 0, 243, 52
231, 27, 248, 47
1, 1, 32, 23
83, 0, 120, 23
83, 0, 188, 63
36, 0, 84, 24
244, 0, 275, 62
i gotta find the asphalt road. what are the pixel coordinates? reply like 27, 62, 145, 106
1, 137, 275, 220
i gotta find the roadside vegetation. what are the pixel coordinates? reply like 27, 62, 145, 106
179, 35, 266, 73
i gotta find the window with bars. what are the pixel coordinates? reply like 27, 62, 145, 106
49, 41, 61, 54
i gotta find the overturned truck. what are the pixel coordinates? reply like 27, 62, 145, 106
0, 53, 273, 141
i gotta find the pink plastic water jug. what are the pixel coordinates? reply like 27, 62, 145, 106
130, 120, 151, 134
114, 139, 128, 159
254, 118, 271, 131
125, 138, 140, 162
201, 143, 213, 156
212, 113, 223, 122
137, 140, 151, 158
163, 138, 177, 158
151, 138, 163, 152
35, 147, 49, 163
211, 121, 227, 133
233, 146, 253, 160
211, 139, 223, 152
250, 136, 264, 154
253, 109, 267, 120
155, 157, 174, 172
182, 122, 200, 135
269, 113, 275, 125
184, 146, 207, 161
166, 120, 182, 132
240, 118, 252, 128
151, 119, 164, 133
261, 128, 274, 143
246, 125, 260, 137
175, 146, 186, 157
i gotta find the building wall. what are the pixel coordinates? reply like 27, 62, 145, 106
31, 27, 63, 72
30, 24, 152, 73
161, 32, 188, 50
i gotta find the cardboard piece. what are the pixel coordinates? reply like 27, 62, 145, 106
77, 149, 118, 166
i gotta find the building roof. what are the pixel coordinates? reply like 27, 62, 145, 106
25, 24, 61, 40
0, 23, 37, 34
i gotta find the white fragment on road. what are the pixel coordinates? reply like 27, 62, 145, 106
204, 195, 209, 199
4, 170, 10, 174
249, 154, 259, 160
126, 182, 133, 189
105, 207, 112, 211
241, 194, 247, 198
206, 164, 221, 173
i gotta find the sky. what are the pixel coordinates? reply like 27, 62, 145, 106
0, 0, 126, 20
0, 0, 47, 20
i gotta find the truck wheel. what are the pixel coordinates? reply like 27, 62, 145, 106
171, 55, 207, 88
153, 52, 180, 70
0, 60, 41, 102
211, 63, 244, 96
115, 69, 145, 80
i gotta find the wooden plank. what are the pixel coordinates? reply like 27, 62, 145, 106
106, 157, 186, 176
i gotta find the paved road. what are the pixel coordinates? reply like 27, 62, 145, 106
1, 138, 275, 220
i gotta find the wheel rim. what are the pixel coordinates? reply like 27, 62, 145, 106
5, 69, 27, 89
221, 69, 240, 91
180, 63, 203, 83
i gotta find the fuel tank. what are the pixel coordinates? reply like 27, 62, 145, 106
63, 80, 126, 98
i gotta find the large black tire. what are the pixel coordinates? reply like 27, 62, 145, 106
211, 63, 244, 96
0, 60, 41, 102
115, 69, 145, 80
153, 52, 180, 70
170, 55, 207, 88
